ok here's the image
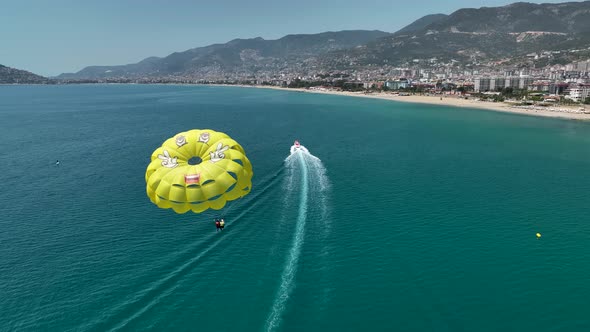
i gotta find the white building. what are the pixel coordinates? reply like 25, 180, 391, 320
490, 77, 505, 91
505, 76, 520, 89
474, 78, 491, 92
565, 85, 590, 102
576, 60, 590, 72
519, 76, 535, 89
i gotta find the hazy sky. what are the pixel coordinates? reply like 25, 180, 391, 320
0, 0, 576, 76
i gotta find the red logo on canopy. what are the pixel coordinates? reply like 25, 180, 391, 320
185, 174, 200, 184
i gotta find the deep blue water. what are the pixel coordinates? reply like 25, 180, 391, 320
1, 84, 590, 331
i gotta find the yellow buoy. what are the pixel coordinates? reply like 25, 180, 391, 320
536, 233, 542, 238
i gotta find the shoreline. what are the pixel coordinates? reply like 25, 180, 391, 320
4, 82, 589, 120
243, 85, 590, 121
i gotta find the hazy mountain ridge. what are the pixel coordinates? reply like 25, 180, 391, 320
57, 1, 590, 79
58, 30, 390, 79
322, 1, 590, 69
0, 64, 48, 84
425, 1, 590, 34
394, 14, 448, 35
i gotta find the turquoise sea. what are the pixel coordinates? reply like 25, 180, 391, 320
1, 85, 590, 331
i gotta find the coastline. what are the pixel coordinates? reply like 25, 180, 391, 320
5, 82, 588, 120
241, 85, 590, 121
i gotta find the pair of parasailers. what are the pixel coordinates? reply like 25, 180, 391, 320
215, 218, 225, 231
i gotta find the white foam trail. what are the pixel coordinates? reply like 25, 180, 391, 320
299, 148, 330, 230
290, 144, 309, 155
304, 152, 332, 309
265, 151, 310, 331
90, 170, 284, 331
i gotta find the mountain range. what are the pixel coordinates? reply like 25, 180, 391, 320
57, 30, 390, 79
0, 64, 48, 84
5, 1, 590, 81
325, 1, 590, 69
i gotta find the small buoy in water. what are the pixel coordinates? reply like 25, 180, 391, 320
536, 233, 542, 238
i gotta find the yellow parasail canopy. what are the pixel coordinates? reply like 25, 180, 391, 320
145, 129, 253, 214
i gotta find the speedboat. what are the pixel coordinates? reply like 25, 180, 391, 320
290, 140, 309, 154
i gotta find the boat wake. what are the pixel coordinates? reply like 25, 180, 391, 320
265, 146, 329, 331
85, 169, 285, 332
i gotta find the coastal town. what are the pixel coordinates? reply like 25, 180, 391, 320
6, 48, 589, 117
55, 53, 590, 114
5, 2, 590, 116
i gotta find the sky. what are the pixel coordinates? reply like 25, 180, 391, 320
0, 0, 577, 76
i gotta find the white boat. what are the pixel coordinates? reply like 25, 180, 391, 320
290, 140, 309, 154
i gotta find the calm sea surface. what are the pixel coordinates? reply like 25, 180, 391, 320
1, 85, 589, 331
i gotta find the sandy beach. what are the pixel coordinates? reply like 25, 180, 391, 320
241, 85, 590, 121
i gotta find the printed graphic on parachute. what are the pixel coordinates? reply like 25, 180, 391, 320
210, 143, 229, 163
158, 150, 178, 168
199, 132, 210, 143
145, 129, 253, 214
175, 135, 187, 147
185, 174, 200, 184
